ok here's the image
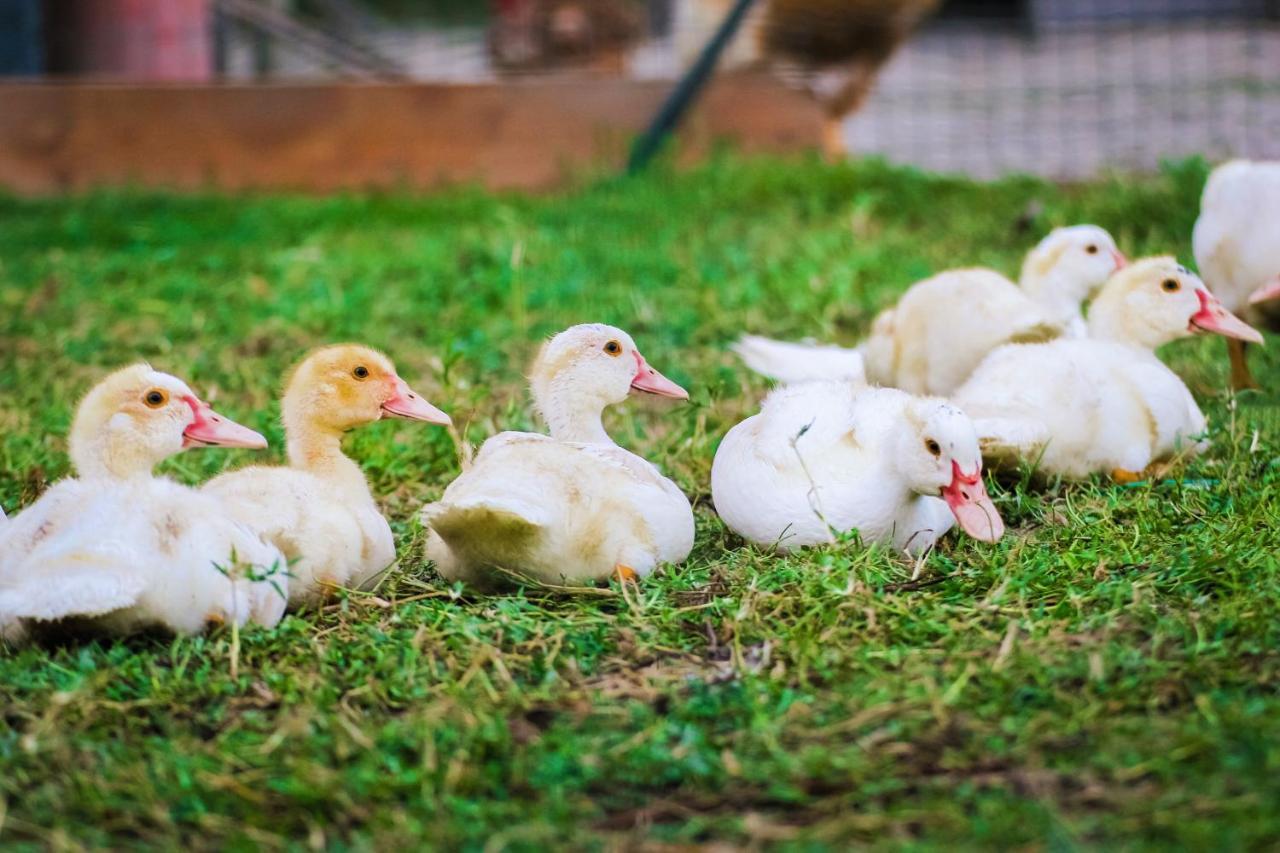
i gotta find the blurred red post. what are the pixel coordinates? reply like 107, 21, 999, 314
44, 0, 211, 81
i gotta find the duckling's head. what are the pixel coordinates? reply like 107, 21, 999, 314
282, 344, 451, 435
530, 324, 687, 441
1021, 224, 1127, 300
1088, 257, 1263, 349
69, 364, 267, 479
896, 399, 1004, 543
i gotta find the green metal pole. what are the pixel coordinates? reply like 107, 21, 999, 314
627, 0, 760, 175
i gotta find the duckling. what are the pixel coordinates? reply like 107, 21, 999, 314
734, 225, 1126, 394
422, 324, 693, 588
1192, 159, 1280, 389
203, 345, 450, 607
953, 258, 1263, 481
0, 364, 286, 643
712, 382, 1003, 554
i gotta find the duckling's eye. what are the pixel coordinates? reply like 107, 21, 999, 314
1086, 244, 1098, 254
143, 389, 168, 409
352, 365, 370, 380
603, 340, 622, 357
925, 438, 942, 457
1161, 278, 1181, 293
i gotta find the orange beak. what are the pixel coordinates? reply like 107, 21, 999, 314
630, 351, 689, 400
181, 396, 268, 450
381, 376, 452, 425
1111, 248, 1129, 270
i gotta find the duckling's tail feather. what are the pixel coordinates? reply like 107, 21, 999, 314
1007, 320, 1064, 345
732, 335, 866, 385
423, 495, 547, 548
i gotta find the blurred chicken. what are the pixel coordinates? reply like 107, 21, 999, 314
489, 0, 647, 73
679, 0, 941, 157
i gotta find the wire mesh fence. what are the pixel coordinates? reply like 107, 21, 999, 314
211, 0, 1280, 179
850, 1, 1280, 177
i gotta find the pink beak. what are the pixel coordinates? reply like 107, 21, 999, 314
1111, 248, 1128, 271
381, 376, 452, 425
630, 351, 689, 400
181, 396, 268, 450
942, 461, 1004, 543
1248, 275, 1280, 306
1189, 289, 1264, 344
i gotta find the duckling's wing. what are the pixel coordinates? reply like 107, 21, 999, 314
0, 550, 145, 622
0, 481, 91, 570
750, 381, 863, 464
972, 416, 1051, 462
472, 431, 552, 463
732, 335, 866, 385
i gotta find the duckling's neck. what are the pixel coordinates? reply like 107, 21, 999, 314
536, 383, 613, 445
1022, 269, 1088, 330
1086, 297, 1165, 350
284, 416, 371, 495
70, 433, 158, 481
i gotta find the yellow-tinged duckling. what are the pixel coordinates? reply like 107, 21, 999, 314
0, 364, 285, 643
735, 225, 1126, 394
953, 258, 1263, 481
203, 345, 450, 607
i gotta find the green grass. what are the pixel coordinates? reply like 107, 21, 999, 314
1, 154, 1278, 850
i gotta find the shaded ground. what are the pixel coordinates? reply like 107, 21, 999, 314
0, 156, 1278, 848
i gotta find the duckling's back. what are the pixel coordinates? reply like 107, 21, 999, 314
868, 268, 1062, 394
424, 433, 691, 586
712, 382, 893, 550
955, 339, 1204, 478
1, 479, 287, 642
206, 465, 387, 605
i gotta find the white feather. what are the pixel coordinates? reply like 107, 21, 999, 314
422, 325, 694, 587
711, 382, 997, 555
0, 478, 288, 643
954, 340, 1207, 479
731, 335, 866, 385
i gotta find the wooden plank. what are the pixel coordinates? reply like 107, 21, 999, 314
0, 76, 824, 194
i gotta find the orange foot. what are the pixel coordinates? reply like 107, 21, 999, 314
1111, 469, 1144, 484
614, 564, 639, 584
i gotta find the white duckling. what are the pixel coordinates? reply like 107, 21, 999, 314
734, 225, 1126, 394
953, 258, 1264, 481
203, 345, 450, 607
1192, 159, 1280, 388
422, 324, 693, 587
712, 382, 1003, 555
0, 364, 286, 644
